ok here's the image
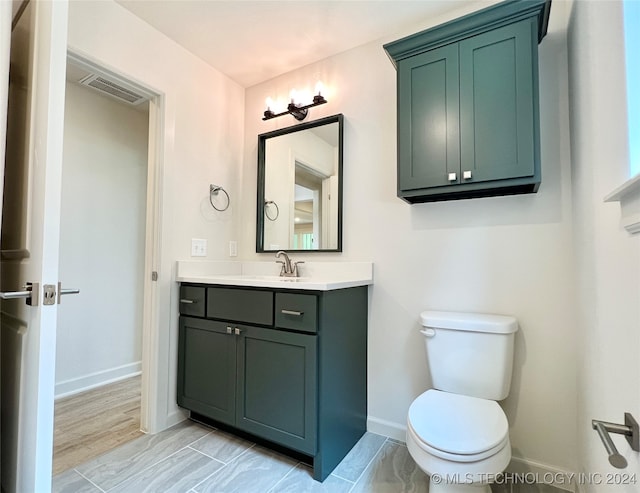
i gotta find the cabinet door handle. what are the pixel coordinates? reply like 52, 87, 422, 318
281, 309, 303, 316
180, 299, 198, 304
463, 170, 472, 180
226, 326, 233, 334
447, 172, 457, 182
234, 327, 242, 335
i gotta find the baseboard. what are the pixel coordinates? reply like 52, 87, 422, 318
506, 456, 576, 492
166, 409, 189, 429
367, 416, 406, 442
55, 361, 142, 399
366, 416, 576, 492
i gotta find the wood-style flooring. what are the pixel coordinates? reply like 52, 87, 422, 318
53, 375, 143, 476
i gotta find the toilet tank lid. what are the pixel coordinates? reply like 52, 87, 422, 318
420, 311, 518, 334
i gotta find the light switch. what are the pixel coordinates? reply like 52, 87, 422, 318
191, 238, 207, 257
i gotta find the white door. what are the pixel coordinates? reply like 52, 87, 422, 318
0, 1, 68, 492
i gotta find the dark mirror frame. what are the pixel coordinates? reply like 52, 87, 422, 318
257, 114, 344, 253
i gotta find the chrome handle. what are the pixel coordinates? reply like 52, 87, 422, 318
592, 413, 639, 469
447, 172, 457, 182
0, 290, 32, 300
57, 282, 80, 304
0, 282, 39, 305
234, 327, 242, 335
419, 328, 436, 337
226, 326, 233, 334
60, 289, 80, 295
463, 170, 472, 180
281, 309, 303, 316
180, 299, 197, 304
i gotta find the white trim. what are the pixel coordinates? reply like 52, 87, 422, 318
367, 416, 407, 442
140, 93, 165, 434
64, 48, 165, 435
166, 409, 189, 429
506, 456, 576, 492
54, 362, 142, 399
604, 174, 640, 235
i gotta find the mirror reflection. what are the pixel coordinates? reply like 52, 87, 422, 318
257, 114, 343, 252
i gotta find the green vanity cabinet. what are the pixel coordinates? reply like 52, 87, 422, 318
177, 284, 368, 482
177, 317, 236, 426
236, 325, 317, 454
384, 0, 551, 203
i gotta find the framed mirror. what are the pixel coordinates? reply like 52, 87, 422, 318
257, 114, 343, 252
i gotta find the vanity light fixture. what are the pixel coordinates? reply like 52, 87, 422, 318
263, 83, 327, 121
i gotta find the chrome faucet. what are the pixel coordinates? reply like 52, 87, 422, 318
275, 251, 304, 277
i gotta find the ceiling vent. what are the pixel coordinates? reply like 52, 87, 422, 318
78, 74, 148, 106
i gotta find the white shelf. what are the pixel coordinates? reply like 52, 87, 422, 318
605, 174, 640, 235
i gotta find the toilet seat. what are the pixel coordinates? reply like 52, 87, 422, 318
408, 389, 509, 462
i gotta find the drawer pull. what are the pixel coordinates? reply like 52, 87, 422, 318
226, 326, 233, 334
180, 299, 198, 304
281, 309, 303, 316
234, 327, 242, 335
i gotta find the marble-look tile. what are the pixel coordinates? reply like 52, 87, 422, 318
510, 483, 566, 493
271, 464, 353, 493
76, 421, 210, 490
194, 445, 297, 493
52, 469, 102, 493
190, 429, 254, 463
491, 480, 513, 493
330, 432, 387, 482
107, 447, 224, 493
349, 441, 429, 493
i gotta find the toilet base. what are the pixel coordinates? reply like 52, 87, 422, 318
429, 477, 491, 493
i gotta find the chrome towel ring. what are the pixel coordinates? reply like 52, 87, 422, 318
209, 184, 230, 211
265, 200, 279, 221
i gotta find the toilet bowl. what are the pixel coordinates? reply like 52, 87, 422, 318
406, 390, 511, 492
407, 311, 519, 493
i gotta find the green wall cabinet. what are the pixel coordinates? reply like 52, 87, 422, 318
384, 0, 551, 203
177, 285, 368, 482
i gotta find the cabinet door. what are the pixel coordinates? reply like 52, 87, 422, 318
459, 19, 537, 184
177, 317, 237, 426
398, 43, 460, 191
236, 326, 317, 455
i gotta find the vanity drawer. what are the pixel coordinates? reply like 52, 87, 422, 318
275, 293, 318, 333
179, 285, 206, 317
207, 287, 273, 325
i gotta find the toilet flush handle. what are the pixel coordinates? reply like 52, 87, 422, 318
420, 328, 436, 337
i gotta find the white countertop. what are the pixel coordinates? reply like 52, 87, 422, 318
175, 260, 373, 291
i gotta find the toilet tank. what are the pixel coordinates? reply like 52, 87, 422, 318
420, 311, 518, 400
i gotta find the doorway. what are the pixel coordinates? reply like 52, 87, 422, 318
52, 55, 153, 475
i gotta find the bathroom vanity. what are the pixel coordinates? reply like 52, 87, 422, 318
175, 262, 372, 481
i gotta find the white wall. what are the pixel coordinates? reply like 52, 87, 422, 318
67, 0, 245, 430
568, 0, 640, 487
56, 82, 148, 397
241, 2, 577, 472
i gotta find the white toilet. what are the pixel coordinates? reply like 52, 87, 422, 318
406, 311, 518, 493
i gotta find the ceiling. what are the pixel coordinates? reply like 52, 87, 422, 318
115, 0, 489, 88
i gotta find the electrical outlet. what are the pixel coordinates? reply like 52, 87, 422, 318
229, 240, 237, 257
191, 238, 207, 257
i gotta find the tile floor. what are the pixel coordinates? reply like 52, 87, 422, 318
52, 419, 568, 493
